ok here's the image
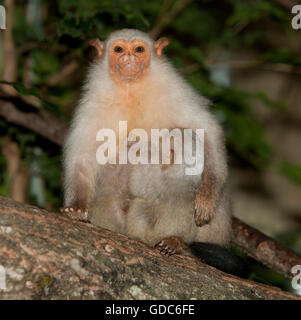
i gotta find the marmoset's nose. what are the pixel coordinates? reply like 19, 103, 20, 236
121, 55, 136, 63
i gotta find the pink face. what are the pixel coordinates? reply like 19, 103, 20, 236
109, 39, 151, 81
89, 35, 170, 85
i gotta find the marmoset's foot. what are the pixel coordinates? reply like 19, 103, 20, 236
60, 206, 90, 222
155, 236, 193, 257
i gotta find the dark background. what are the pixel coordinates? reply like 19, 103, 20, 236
0, 0, 300, 292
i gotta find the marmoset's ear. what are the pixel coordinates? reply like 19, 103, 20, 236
89, 39, 104, 57
154, 37, 170, 56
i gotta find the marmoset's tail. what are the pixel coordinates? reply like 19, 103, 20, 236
189, 242, 249, 278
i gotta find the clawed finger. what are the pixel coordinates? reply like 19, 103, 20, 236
155, 241, 176, 256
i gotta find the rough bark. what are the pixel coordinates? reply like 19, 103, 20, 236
0, 196, 299, 300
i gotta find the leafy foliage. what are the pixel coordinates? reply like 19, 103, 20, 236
278, 163, 301, 186
0, 0, 300, 205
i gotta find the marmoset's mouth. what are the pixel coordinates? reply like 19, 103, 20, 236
116, 63, 143, 80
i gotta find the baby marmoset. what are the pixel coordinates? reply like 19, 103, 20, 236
62, 29, 242, 274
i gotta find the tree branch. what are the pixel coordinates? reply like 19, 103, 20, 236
272, 0, 299, 10
231, 217, 301, 279
150, 0, 193, 39
0, 100, 67, 146
1, 0, 17, 86
46, 60, 80, 87
0, 196, 299, 300
0, 96, 300, 280
2, 136, 29, 203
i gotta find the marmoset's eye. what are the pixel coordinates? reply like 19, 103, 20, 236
135, 46, 145, 53
114, 46, 123, 53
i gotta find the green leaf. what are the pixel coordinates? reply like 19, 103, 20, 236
278, 162, 301, 185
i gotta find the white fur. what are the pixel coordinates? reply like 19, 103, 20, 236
63, 29, 231, 247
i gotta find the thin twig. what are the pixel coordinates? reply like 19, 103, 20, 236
272, 0, 298, 10
150, 0, 193, 38
46, 60, 80, 87
232, 217, 301, 279
0, 99, 67, 146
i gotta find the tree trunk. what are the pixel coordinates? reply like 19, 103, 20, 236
0, 196, 299, 300
2, 136, 29, 203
